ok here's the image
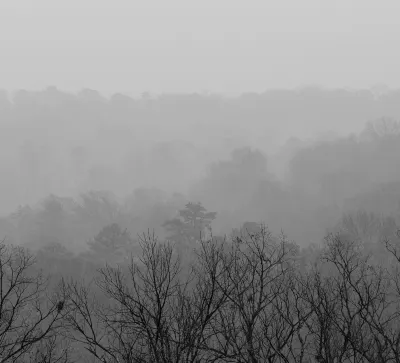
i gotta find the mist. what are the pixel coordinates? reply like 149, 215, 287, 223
2, 0, 400, 92
4, 1, 400, 360
1, 0, 400, 268
1, 86, 400, 252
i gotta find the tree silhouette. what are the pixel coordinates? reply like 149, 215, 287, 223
86, 223, 134, 267
0, 240, 70, 363
163, 202, 216, 243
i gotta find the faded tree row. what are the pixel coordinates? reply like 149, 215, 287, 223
2, 222, 400, 363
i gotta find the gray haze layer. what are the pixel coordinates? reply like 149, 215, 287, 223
2, 87, 400, 252
2, 1, 400, 253
2, 3, 400, 360
1, 0, 399, 94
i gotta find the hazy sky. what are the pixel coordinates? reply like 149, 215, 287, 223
1, 0, 399, 95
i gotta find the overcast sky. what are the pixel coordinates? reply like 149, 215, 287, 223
0, 0, 399, 95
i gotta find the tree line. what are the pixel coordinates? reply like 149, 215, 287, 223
2, 217, 400, 363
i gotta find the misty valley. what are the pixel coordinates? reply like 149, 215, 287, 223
1, 87, 400, 362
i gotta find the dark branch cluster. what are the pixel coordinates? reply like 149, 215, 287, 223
55, 227, 400, 363
2, 223, 400, 363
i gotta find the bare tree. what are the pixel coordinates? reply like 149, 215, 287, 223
0, 240, 69, 363
204, 226, 304, 363
64, 231, 230, 363
301, 233, 398, 363
23, 335, 74, 363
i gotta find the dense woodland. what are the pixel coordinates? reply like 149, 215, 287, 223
1, 87, 400, 362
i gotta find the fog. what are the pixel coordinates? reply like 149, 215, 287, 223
1, 86, 400, 254
9, 3, 400, 363
4, 2, 400, 361
2, 0, 400, 255
2, 0, 400, 93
